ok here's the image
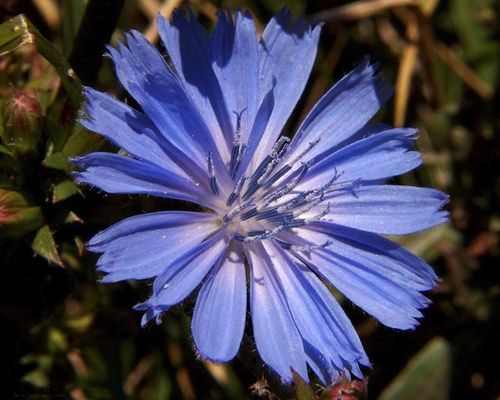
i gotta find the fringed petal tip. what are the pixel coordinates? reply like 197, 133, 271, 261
133, 299, 166, 328
272, 7, 323, 37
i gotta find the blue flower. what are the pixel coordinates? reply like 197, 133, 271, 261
72, 9, 448, 384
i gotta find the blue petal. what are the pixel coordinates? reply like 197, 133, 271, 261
253, 9, 321, 165
295, 222, 438, 329
192, 246, 246, 362
301, 128, 421, 189
72, 152, 216, 208
234, 85, 275, 180
211, 10, 259, 142
133, 297, 166, 327
108, 30, 230, 174
288, 59, 392, 163
106, 30, 167, 96
80, 87, 191, 179
245, 242, 308, 383
152, 229, 230, 307
323, 185, 448, 234
158, 11, 233, 154
86, 211, 219, 282
262, 241, 369, 383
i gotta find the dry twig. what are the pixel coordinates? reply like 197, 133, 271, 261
309, 0, 415, 23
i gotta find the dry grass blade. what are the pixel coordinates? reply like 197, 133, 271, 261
31, 0, 60, 30
143, 0, 183, 42
395, 43, 418, 126
433, 42, 493, 100
309, 0, 415, 23
123, 354, 156, 396
299, 30, 348, 123
138, 0, 162, 19
394, 8, 420, 126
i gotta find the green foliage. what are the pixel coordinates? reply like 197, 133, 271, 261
379, 338, 451, 400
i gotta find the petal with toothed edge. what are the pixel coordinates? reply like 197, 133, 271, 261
211, 10, 259, 143
287, 58, 393, 163
321, 185, 449, 235
158, 11, 233, 154
253, 9, 321, 166
87, 211, 219, 282
299, 128, 421, 189
152, 229, 230, 307
293, 222, 438, 329
261, 241, 369, 384
233, 85, 275, 181
71, 153, 217, 209
107, 30, 229, 176
246, 242, 308, 383
192, 246, 246, 362
135, 229, 230, 327
80, 87, 194, 179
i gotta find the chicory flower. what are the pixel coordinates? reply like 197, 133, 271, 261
72, 9, 448, 384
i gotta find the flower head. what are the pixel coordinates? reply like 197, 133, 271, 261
72, 9, 448, 384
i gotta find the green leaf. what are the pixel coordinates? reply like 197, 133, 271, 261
390, 224, 461, 261
43, 152, 70, 171
0, 188, 44, 236
32, 225, 63, 266
61, 0, 87, 55
293, 369, 317, 400
62, 124, 105, 158
378, 337, 451, 400
63, 211, 83, 224
0, 15, 82, 106
52, 179, 79, 203
47, 327, 68, 353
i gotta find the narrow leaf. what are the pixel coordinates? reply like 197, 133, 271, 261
32, 225, 63, 266
378, 337, 451, 400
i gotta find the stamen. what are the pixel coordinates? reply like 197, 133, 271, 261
242, 137, 289, 200
228, 110, 246, 177
289, 137, 321, 166
274, 136, 290, 158
226, 175, 247, 207
291, 240, 332, 252
259, 164, 309, 209
256, 139, 319, 191
257, 156, 281, 185
234, 233, 245, 241
240, 207, 258, 220
291, 196, 324, 218
324, 179, 361, 196
261, 164, 292, 188
304, 203, 331, 223
275, 239, 292, 249
243, 225, 286, 242
207, 151, 219, 196
231, 144, 246, 179
223, 199, 255, 222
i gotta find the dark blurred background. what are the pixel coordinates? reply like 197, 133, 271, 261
0, 0, 498, 399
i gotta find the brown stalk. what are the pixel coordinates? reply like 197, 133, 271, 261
309, 0, 415, 23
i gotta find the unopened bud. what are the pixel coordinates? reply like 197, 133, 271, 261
326, 374, 367, 400
0, 188, 43, 237
1, 91, 42, 154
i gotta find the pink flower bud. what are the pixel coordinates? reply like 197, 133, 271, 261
1, 90, 42, 154
326, 374, 368, 400
0, 188, 43, 236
